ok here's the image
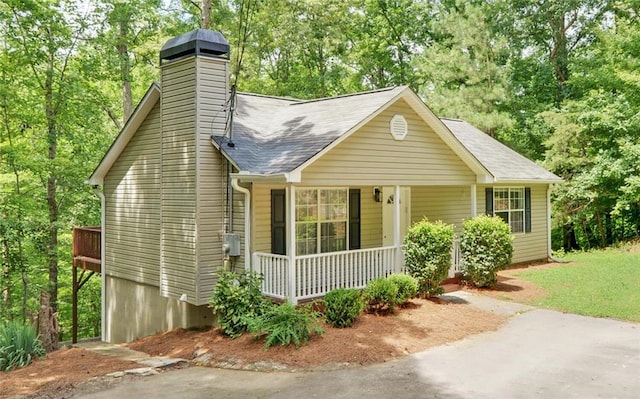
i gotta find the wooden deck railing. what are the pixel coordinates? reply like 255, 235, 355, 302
72, 227, 101, 270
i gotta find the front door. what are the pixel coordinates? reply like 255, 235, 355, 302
382, 187, 411, 246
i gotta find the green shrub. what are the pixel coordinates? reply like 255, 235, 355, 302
247, 302, 324, 349
387, 274, 418, 305
210, 270, 269, 338
324, 288, 363, 328
0, 321, 45, 371
403, 219, 455, 297
363, 278, 399, 313
460, 215, 514, 288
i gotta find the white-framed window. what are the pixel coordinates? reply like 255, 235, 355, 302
295, 188, 348, 255
494, 187, 525, 233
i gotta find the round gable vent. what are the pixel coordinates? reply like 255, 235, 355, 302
390, 114, 408, 141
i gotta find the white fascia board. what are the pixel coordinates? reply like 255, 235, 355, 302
87, 83, 161, 186
492, 178, 564, 185
230, 172, 289, 183
211, 139, 242, 171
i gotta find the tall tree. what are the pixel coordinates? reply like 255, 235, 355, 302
416, 1, 513, 137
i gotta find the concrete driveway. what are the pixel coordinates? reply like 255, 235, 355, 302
79, 294, 640, 399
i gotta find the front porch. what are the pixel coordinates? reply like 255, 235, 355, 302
248, 183, 471, 304
253, 240, 463, 304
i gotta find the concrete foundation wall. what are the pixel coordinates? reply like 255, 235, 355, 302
105, 275, 213, 343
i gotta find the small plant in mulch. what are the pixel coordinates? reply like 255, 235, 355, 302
0, 320, 45, 371
387, 273, 418, 306
324, 288, 363, 328
362, 278, 399, 314
246, 302, 324, 350
210, 270, 270, 338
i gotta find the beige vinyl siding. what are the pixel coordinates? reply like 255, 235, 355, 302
476, 184, 549, 263
253, 184, 285, 254
411, 186, 473, 233
302, 99, 476, 186
104, 102, 161, 285
160, 57, 198, 302
359, 186, 382, 249
252, 185, 382, 254
195, 57, 229, 304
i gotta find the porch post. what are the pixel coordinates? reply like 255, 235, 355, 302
394, 185, 402, 272
471, 184, 477, 217
287, 184, 297, 304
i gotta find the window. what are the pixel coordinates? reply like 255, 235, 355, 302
493, 187, 525, 233
295, 189, 347, 255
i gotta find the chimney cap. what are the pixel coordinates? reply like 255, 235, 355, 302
160, 29, 230, 62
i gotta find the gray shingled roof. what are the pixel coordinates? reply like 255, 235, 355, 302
214, 87, 405, 174
441, 118, 562, 182
214, 86, 560, 183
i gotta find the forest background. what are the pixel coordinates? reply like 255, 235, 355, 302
1, 0, 639, 341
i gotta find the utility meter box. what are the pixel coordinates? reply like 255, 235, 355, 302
223, 233, 241, 257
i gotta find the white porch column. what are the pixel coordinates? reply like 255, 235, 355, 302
287, 184, 297, 304
394, 185, 402, 272
471, 184, 477, 217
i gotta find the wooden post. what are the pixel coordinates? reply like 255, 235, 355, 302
72, 263, 78, 344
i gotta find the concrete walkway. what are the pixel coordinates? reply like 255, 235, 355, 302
75, 340, 187, 375
78, 293, 640, 399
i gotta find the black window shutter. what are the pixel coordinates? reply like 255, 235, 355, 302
349, 189, 361, 250
485, 187, 494, 215
525, 187, 532, 233
271, 189, 286, 255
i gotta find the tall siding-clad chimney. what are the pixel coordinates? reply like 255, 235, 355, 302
159, 30, 230, 305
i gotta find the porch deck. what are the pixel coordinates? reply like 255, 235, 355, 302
71, 226, 102, 343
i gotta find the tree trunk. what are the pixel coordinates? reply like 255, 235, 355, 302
37, 291, 59, 352
202, 0, 212, 29
118, 16, 132, 123
547, 9, 569, 105
562, 221, 579, 251
45, 54, 59, 314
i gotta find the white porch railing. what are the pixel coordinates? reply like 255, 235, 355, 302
295, 246, 399, 301
255, 242, 464, 303
449, 238, 464, 277
253, 252, 290, 300
254, 246, 400, 302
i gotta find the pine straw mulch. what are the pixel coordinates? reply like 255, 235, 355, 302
128, 297, 505, 371
0, 347, 141, 399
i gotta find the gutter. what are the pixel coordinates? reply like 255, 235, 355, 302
230, 178, 251, 270
91, 186, 107, 341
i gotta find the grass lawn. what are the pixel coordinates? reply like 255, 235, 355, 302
513, 245, 640, 322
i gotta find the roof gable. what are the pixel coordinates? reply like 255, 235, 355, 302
88, 83, 161, 185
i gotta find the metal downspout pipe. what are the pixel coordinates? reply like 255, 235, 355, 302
92, 186, 107, 342
230, 178, 251, 270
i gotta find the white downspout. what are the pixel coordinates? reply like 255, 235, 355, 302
92, 186, 107, 342
230, 178, 251, 270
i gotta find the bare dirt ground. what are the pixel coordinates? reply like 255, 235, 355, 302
1, 262, 559, 399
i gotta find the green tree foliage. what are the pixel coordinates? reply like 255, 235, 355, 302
417, 1, 514, 137
323, 288, 363, 328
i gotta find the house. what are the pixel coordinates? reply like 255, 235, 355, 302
87, 29, 561, 343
